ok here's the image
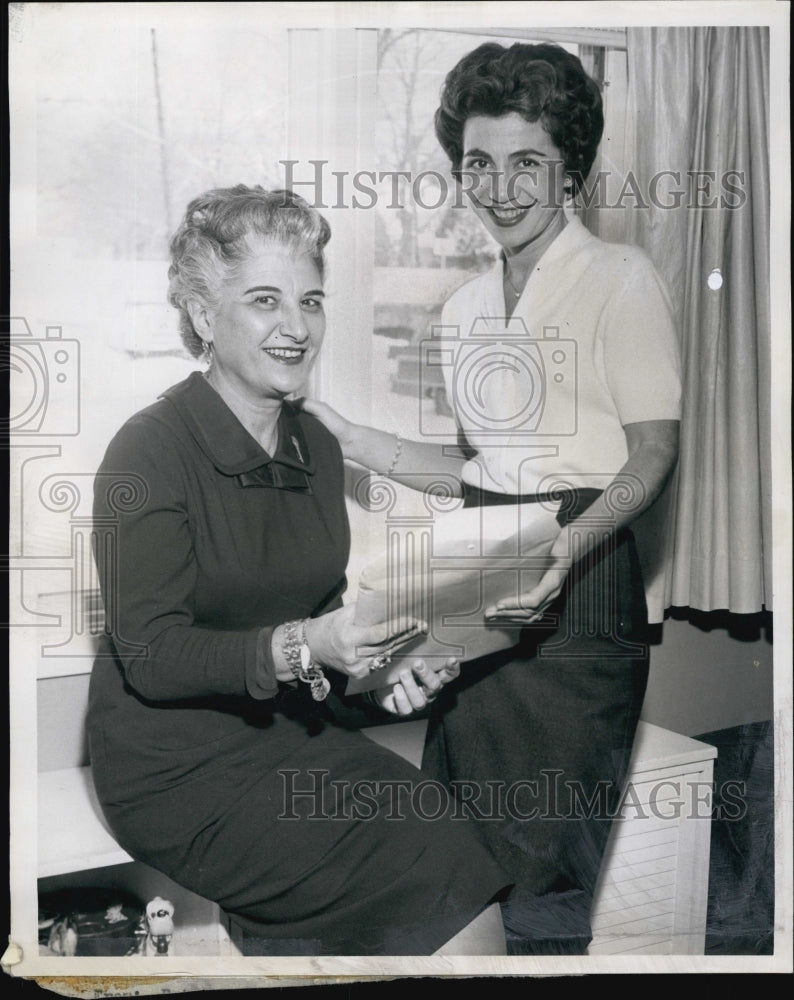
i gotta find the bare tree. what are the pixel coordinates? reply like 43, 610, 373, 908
376, 30, 494, 271
377, 31, 453, 267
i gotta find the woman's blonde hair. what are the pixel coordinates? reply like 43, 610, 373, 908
167, 186, 331, 358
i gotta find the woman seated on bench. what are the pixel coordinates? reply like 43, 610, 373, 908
87, 184, 510, 956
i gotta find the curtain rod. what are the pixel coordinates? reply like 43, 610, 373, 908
432, 26, 628, 51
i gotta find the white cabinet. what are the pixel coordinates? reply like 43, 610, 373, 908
589, 722, 717, 955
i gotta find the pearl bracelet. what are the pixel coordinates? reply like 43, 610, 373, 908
381, 433, 403, 477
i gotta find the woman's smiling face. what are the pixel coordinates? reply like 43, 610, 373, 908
460, 113, 569, 254
201, 238, 326, 404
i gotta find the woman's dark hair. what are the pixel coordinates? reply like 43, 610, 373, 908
434, 42, 604, 194
167, 186, 331, 359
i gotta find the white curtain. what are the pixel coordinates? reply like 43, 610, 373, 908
624, 27, 771, 619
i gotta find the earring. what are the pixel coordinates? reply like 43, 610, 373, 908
202, 340, 213, 367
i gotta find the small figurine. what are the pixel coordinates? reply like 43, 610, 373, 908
47, 915, 79, 956
130, 896, 175, 956
144, 896, 175, 956
104, 903, 126, 925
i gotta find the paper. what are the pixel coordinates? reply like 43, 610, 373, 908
347, 502, 561, 693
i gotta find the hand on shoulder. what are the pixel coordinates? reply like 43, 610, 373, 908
295, 397, 356, 451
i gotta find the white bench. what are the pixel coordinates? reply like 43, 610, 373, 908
38, 720, 716, 955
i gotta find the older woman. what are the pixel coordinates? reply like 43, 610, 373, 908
305, 43, 681, 954
86, 185, 510, 956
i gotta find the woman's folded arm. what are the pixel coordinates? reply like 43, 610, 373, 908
94, 415, 279, 703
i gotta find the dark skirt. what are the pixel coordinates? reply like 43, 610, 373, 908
422, 487, 651, 954
88, 662, 511, 956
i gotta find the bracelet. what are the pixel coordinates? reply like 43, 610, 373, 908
380, 433, 403, 477
282, 619, 330, 702
282, 619, 304, 680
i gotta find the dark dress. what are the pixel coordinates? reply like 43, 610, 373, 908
86, 372, 509, 956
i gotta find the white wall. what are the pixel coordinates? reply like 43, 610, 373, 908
642, 617, 774, 737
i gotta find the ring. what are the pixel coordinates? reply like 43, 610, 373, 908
369, 652, 392, 672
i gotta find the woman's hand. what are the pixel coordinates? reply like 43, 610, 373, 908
373, 658, 460, 716
298, 398, 466, 494
305, 604, 427, 681
298, 398, 357, 455
485, 529, 573, 624
484, 555, 572, 624
484, 422, 680, 625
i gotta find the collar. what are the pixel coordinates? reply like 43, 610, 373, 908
495, 214, 594, 284
160, 372, 315, 493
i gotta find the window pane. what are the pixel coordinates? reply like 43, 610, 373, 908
20, 6, 290, 446
34, 8, 288, 261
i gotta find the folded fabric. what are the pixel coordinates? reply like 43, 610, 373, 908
348, 501, 561, 694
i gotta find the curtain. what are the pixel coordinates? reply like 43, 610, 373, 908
625, 27, 771, 619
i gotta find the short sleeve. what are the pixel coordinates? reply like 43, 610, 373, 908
436, 294, 462, 407
602, 253, 682, 425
